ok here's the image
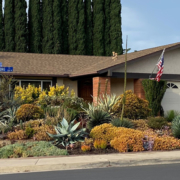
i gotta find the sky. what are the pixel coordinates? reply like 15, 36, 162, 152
121, 0, 180, 52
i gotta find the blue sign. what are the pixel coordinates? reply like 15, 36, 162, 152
0, 63, 2, 67
0, 67, 13, 72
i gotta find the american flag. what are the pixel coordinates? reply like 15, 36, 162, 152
150, 49, 165, 82
155, 52, 164, 82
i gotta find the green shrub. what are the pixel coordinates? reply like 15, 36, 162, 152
147, 116, 168, 130
25, 127, 35, 138
0, 141, 68, 159
172, 115, 180, 139
113, 90, 151, 119
87, 110, 111, 131
16, 104, 44, 121
43, 106, 59, 117
142, 79, 167, 116
165, 110, 180, 122
111, 118, 134, 128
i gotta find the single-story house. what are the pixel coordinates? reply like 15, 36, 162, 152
1, 42, 180, 112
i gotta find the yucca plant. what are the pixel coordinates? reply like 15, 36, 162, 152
98, 94, 120, 114
111, 118, 134, 128
87, 110, 111, 131
47, 118, 87, 149
172, 115, 180, 139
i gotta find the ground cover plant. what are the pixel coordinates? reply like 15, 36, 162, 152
0, 141, 68, 159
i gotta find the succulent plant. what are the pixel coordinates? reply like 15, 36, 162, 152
47, 118, 87, 149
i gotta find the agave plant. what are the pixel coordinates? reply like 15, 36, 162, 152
47, 118, 87, 149
98, 94, 120, 114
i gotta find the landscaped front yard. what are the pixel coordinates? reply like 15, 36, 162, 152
1, 76, 180, 159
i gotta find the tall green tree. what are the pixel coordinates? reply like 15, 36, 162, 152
110, 0, 123, 55
85, 0, 93, 55
4, 0, 15, 52
68, 0, 78, 55
77, 0, 85, 55
28, 0, 42, 53
93, 0, 105, 56
42, 0, 54, 54
14, 0, 27, 52
0, 0, 4, 51
61, 0, 68, 54
104, 0, 111, 56
53, 0, 62, 54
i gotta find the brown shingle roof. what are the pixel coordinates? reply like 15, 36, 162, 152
1, 42, 180, 77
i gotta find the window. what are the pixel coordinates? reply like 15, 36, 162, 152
167, 83, 178, 89
16, 80, 52, 90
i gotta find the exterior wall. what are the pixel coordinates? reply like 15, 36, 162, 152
57, 78, 78, 96
112, 48, 180, 74
93, 77, 111, 104
134, 79, 145, 99
111, 78, 134, 96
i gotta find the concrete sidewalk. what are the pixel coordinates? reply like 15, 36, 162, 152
1, 151, 180, 174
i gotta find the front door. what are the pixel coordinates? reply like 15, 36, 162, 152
78, 79, 93, 102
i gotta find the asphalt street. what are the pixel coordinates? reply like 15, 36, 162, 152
1, 163, 180, 180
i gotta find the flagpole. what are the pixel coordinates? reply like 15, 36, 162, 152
149, 48, 165, 79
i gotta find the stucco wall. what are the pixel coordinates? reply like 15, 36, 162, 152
57, 78, 78, 96
111, 78, 134, 96
113, 48, 180, 74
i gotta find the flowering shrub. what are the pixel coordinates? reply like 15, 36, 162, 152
81, 145, 91, 152
110, 134, 144, 152
113, 90, 151, 119
8, 130, 27, 140
14, 85, 41, 103
93, 140, 107, 149
48, 85, 69, 96
153, 136, 180, 150
16, 104, 44, 121
90, 124, 116, 143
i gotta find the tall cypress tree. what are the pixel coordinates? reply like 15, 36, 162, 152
85, 0, 93, 55
77, 0, 85, 55
53, 0, 62, 54
104, 0, 111, 56
110, 0, 123, 55
42, 0, 54, 54
14, 0, 27, 52
4, 0, 15, 52
93, 0, 105, 56
61, 0, 68, 54
68, 0, 78, 55
0, 0, 4, 51
28, 0, 41, 53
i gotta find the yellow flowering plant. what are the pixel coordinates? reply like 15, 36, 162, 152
14, 85, 41, 104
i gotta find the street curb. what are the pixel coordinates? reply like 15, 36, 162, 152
1, 152, 180, 174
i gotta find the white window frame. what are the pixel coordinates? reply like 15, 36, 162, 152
17, 79, 52, 91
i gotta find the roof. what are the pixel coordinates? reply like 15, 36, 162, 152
1, 42, 180, 77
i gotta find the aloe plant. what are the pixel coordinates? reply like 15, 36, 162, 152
47, 118, 87, 149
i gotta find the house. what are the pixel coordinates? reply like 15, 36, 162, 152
1, 42, 180, 112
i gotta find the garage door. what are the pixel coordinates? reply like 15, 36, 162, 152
161, 82, 180, 112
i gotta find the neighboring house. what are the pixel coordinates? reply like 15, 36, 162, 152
1, 42, 180, 112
